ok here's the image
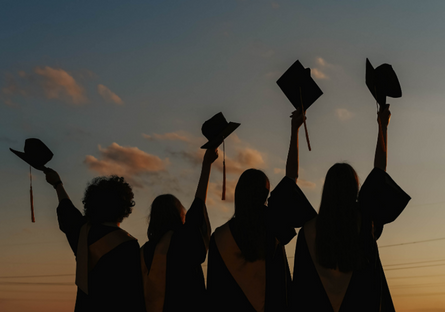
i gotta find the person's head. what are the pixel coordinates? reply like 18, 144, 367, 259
232, 169, 270, 262
147, 194, 185, 243
320, 163, 359, 213
83, 176, 135, 224
316, 163, 362, 272
234, 169, 270, 214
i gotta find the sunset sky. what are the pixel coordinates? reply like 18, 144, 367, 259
2, 1, 445, 311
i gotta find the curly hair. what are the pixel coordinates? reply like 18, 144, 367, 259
82, 176, 135, 223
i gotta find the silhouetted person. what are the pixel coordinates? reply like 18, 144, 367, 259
206, 110, 317, 312
140, 148, 218, 312
44, 168, 145, 312
289, 105, 410, 311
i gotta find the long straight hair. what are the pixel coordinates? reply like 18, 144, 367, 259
147, 194, 184, 244
232, 169, 270, 262
315, 163, 362, 272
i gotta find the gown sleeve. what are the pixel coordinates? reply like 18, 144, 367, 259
267, 176, 317, 245
56, 198, 86, 254
170, 197, 210, 265
358, 168, 411, 240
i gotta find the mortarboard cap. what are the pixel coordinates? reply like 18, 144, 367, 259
201, 112, 240, 149
276, 60, 323, 111
366, 58, 402, 107
10, 138, 53, 170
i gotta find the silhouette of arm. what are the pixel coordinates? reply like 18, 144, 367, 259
195, 148, 218, 202
374, 104, 391, 171
43, 167, 70, 201
286, 108, 306, 182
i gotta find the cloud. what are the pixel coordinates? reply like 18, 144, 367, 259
142, 131, 191, 143
84, 142, 169, 188
298, 179, 316, 189
316, 57, 328, 67
167, 149, 204, 166
271, 2, 280, 9
214, 147, 265, 174
335, 108, 354, 121
2, 67, 87, 104
97, 84, 123, 105
311, 68, 328, 80
209, 179, 237, 203
34, 66, 87, 104
274, 168, 285, 175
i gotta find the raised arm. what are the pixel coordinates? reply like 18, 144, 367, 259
286, 108, 306, 182
195, 148, 218, 202
374, 104, 391, 171
43, 167, 70, 202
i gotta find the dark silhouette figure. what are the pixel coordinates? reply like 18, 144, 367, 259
206, 110, 317, 312
140, 148, 218, 312
289, 106, 411, 311
44, 169, 145, 312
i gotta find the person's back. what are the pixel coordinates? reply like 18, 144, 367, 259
44, 170, 145, 312
140, 149, 217, 312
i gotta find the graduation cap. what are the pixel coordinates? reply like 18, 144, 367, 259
201, 112, 240, 200
366, 58, 402, 107
277, 60, 323, 151
10, 138, 53, 222
366, 58, 402, 153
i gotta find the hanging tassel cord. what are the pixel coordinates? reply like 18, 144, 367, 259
222, 139, 226, 201
30, 166, 35, 223
299, 86, 311, 151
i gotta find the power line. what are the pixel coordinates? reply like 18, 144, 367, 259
384, 258, 445, 267
385, 263, 445, 271
387, 273, 445, 280
0, 274, 74, 279
380, 236, 445, 248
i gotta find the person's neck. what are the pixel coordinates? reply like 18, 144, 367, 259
102, 221, 120, 227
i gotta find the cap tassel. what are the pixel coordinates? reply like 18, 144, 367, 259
299, 86, 312, 151
30, 166, 35, 223
222, 139, 226, 200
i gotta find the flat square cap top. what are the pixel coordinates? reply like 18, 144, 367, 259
277, 60, 323, 111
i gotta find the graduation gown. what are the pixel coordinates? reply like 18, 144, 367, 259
140, 197, 210, 312
57, 199, 145, 312
291, 168, 411, 312
206, 177, 317, 312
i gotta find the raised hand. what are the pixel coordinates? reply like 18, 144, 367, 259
291, 108, 306, 132
204, 148, 219, 165
378, 104, 391, 128
43, 167, 61, 187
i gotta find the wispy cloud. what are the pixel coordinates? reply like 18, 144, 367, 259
298, 179, 316, 189
209, 179, 237, 203
311, 57, 337, 80
84, 142, 169, 188
335, 108, 354, 121
142, 131, 191, 143
311, 68, 327, 80
34, 66, 87, 104
271, 2, 280, 9
167, 149, 204, 166
274, 167, 285, 175
97, 84, 123, 105
2, 67, 87, 104
214, 147, 265, 174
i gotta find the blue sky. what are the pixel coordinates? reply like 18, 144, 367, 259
2, 1, 445, 311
